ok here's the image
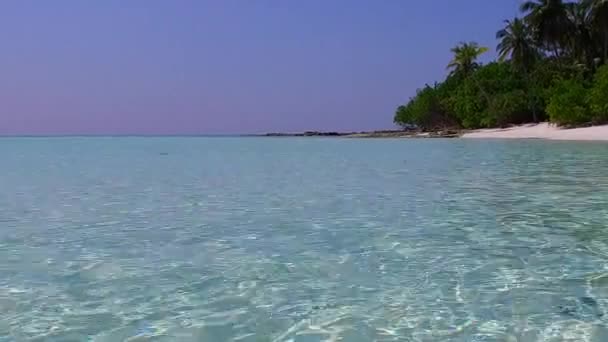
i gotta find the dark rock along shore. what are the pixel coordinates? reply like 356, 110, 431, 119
261, 129, 461, 138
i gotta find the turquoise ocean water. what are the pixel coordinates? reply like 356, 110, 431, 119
1, 137, 608, 341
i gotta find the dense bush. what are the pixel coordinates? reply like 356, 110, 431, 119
487, 90, 529, 127
394, 85, 438, 129
589, 64, 608, 123
397, 62, 534, 129
394, 0, 608, 130
447, 78, 484, 128
468, 63, 528, 127
546, 79, 591, 126
394, 84, 459, 130
393, 57, 604, 130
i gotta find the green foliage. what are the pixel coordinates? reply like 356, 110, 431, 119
496, 18, 538, 71
396, 62, 542, 130
394, 0, 608, 131
447, 42, 489, 77
448, 78, 485, 128
394, 85, 441, 129
472, 62, 526, 94
520, 0, 573, 57
589, 64, 608, 122
448, 62, 530, 128
527, 60, 584, 112
546, 78, 591, 125
488, 90, 530, 127
586, 0, 608, 63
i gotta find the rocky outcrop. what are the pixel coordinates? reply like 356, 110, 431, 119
261, 129, 461, 138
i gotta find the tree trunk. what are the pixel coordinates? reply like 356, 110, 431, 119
524, 69, 538, 123
553, 44, 561, 61
604, 34, 608, 64
474, 79, 491, 109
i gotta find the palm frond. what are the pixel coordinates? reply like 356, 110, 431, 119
520, 1, 541, 13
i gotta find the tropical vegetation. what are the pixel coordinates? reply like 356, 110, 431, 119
394, 0, 608, 129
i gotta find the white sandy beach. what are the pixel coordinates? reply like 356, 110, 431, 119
462, 123, 608, 141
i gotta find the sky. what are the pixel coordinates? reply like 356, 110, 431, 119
0, 0, 522, 135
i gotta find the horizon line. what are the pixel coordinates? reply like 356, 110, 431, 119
0, 134, 259, 138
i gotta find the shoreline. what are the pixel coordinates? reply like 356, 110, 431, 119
260, 129, 460, 138
462, 123, 608, 141
260, 123, 608, 141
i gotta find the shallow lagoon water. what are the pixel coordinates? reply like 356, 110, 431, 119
1, 137, 608, 341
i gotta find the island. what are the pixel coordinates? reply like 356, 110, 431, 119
262, 0, 608, 141
392, 0, 608, 134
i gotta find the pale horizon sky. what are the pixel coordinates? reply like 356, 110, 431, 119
0, 0, 521, 135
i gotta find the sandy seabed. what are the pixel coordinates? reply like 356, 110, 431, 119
462, 122, 608, 141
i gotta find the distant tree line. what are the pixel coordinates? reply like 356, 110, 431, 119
394, 0, 608, 130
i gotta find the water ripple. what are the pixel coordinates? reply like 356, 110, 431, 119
1, 138, 608, 341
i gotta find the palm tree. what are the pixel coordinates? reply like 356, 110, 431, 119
446, 42, 490, 117
520, 0, 573, 58
496, 18, 538, 71
585, 0, 608, 63
447, 42, 489, 77
567, 1, 597, 68
497, 18, 541, 122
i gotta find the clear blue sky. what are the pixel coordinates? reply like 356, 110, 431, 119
0, 0, 521, 135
